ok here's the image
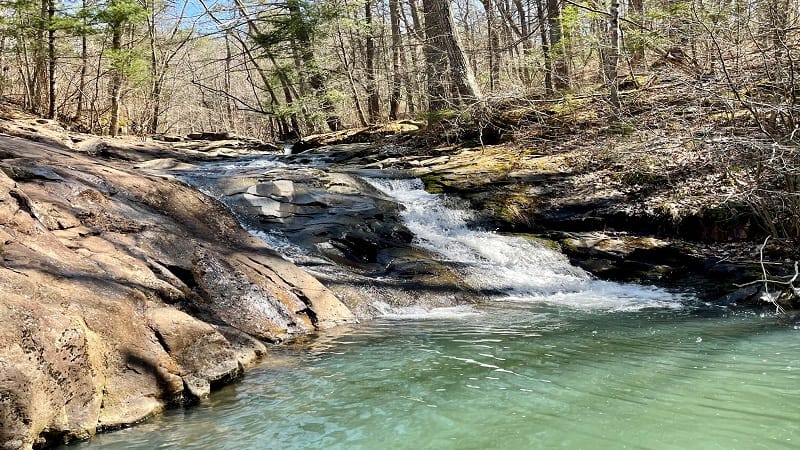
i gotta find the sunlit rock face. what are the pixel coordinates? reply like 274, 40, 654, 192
0, 134, 353, 450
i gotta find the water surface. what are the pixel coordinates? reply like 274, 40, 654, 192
71, 159, 800, 449
73, 305, 799, 449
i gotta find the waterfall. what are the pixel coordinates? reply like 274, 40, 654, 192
367, 178, 683, 311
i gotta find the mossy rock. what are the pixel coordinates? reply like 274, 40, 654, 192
420, 173, 451, 194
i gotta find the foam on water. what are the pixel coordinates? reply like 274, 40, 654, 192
367, 178, 683, 311
369, 300, 481, 320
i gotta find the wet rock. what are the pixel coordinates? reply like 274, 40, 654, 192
715, 285, 761, 306
146, 307, 242, 396
182, 376, 211, 399
195, 160, 476, 319
555, 232, 700, 283
216, 326, 267, 367
247, 180, 293, 197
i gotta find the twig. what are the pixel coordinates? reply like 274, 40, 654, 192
754, 235, 787, 314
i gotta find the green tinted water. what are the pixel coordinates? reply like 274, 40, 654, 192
73, 164, 799, 449
72, 304, 799, 450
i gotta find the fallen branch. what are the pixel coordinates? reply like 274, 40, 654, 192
740, 236, 800, 314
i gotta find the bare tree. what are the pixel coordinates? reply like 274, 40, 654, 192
389, 0, 403, 118
547, 0, 569, 90
480, 0, 501, 91
365, 0, 380, 122
423, 0, 482, 112
605, 0, 620, 114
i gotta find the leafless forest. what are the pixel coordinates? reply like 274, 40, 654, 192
1, 0, 798, 239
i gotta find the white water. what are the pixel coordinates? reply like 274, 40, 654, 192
367, 178, 684, 312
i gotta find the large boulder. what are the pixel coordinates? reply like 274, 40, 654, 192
0, 134, 353, 449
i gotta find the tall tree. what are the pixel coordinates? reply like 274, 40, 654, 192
255, 0, 342, 131
536, 0, 553, 94
388, 0, 402, 119
98, 0, 146, 136
74, 0, 93, 122
219, 0, 304, 137
479, 0, 501, 91
423, 0, 482, 112
547, 0, 569, 90
606, 0, 620, 113
629, 0, 644, 64
364, 0, 380, 122
46, 0, 55, 118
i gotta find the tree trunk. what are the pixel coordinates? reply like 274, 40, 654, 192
629, 0, 644, 64
606, 0, 621, 114
0, 36, 6, 97
32, 0, 47, 114
148, 11, 160, 134
536, 0, 553, 94
423, 0, 450, 111
404, 0, 425, 112
513, 0, 532, 86
364, 0, 380, 122
109, 26, 122, 136
389, 0, 402, 119
75, 0, 88, 121
46, 0, 55, 119
224, 33, 236, 131
546, 0, 569, 90
480, 0, 501, 91
423, 0, 482, 112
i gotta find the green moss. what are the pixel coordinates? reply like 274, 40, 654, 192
518, 234, 560, 251
559, 238, 580, 253
483, 191, 537, 228
420, 173, 448, 194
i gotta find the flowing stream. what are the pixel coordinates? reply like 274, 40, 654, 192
69, 164, 800, 449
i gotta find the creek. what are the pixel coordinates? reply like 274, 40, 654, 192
68, 155, 800, 449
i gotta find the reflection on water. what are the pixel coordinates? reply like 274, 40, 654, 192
71, 305, 799, 450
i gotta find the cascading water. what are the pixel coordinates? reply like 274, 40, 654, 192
366, 178, 683, 312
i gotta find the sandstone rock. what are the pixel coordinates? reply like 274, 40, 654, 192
0, 133, 354, 449
146, 307, 242, 394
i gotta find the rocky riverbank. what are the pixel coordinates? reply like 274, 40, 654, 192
2, 97, 797, 449
0, 117, 353, 449
287, 132, 798, 310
